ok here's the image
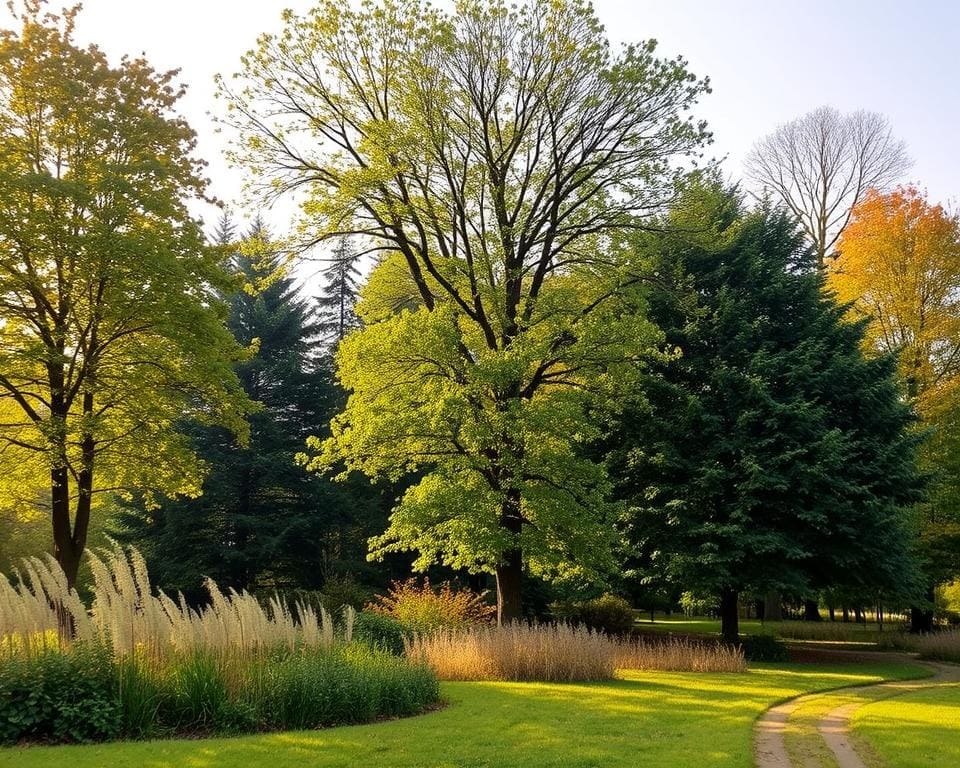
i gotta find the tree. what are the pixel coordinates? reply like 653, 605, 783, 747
316, 237, 363, 348
0, 4, 249, 587
745, 106, 910, 269
829, 186, 960, 630
117, 221, 387, 594
222, 0, 711, 620
613, 186, 922, 643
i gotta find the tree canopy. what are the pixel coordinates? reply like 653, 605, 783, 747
0, 3, 250, 585
613, 186, 922, 641
222, 0, 712, 620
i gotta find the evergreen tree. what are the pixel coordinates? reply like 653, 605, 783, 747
117, 221, 386, 595
612, 187, 923, 643
316, 237, 362, 348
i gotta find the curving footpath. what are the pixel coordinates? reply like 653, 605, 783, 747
754, 655, 960, 768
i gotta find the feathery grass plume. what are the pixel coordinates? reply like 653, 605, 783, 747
1, 545, 350, 655
406, 622, 747, 681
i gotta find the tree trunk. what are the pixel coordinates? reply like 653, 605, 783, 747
828, 606, 836, 621
720, 588, 739, 644
764, 591, 783, 622
495, 490, 523, 624
842, 606, 850, 623
910, 585, 936, 634
803, 598, 822, 621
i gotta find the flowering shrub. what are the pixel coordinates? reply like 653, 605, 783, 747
366, 579, 495, 633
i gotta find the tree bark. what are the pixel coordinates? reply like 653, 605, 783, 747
720, 588, 739, 644
910, 585, 936, 634
763, 591, 783, 622
495, 489, 523, 624
803, 598, 822, 621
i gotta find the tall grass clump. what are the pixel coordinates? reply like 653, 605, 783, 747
0, 547, 440, 745
615, 637, 746, 672
916, 628, 960, 662
406, 622, 746, 682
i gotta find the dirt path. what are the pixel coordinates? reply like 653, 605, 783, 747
816, 662, 960, 768
753, 657, 959, 768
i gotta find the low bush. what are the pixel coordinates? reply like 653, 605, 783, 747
406, 622, 746, 682
0, 643, 120, 744
366, 578, 495, 633
550, 594, 635, 636
352, 611, 411, 655
740, 634, 789, 662
916, 628, 960, 663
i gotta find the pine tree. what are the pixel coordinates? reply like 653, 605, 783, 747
316, 237, 363, 348
611, 185, 923, 643
117, 222, 386, 595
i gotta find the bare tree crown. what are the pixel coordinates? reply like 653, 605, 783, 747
744, 106, 910, 268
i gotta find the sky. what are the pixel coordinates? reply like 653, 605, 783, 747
2, 0, 958, 237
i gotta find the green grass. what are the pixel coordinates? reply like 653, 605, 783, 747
852, 683, 960, 768
0, 662, 927, 768
634, 614, 903, 642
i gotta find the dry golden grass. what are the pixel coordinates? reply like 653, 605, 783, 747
406, 622, 746, 682
0, 546, 353, 657
916, 628, 960, 662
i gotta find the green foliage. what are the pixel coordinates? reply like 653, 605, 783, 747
367, 579, 495, 633
0, 3, 251, 583
550, 595, 636, 636
739, 635, 789, 663
225, 0, 711, 616
0, 642, 439, 745
116, 220, 388, 596
352, 612, 411, 655
0, 643, 119, 744
614, 183, 923, 613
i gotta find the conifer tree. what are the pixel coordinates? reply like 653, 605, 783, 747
613, 186, 923, 643
118, 221, 385, 594
316, 237, 363, 348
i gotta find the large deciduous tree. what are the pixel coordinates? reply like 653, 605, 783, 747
614, 186, 922, 643
829, 186, 960, 630
0, 4, 249, 587
222, 0, 711, 620
745, 106, 910, 269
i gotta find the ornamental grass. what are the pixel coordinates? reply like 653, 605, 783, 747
406, 622, 746, 682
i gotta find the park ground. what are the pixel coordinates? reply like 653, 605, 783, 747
2, 659, 956, 768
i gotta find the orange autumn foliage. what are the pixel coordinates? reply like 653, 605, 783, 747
829, 186, 960, 403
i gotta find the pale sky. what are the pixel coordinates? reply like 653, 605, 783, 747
3, 0, 958, 236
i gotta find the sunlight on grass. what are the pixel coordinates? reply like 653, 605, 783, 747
852, 684, 960, 768
0, 663, 928, 768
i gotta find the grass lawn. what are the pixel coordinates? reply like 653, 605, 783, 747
0, 662, 927, 768
852, 682, 960, 768
634, 614, 901, 643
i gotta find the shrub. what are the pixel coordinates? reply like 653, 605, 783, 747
740, 634, 789, 662
366, 578, 495, 633
406, 622, 746, 682
550, 594, 635, 636
352, 611, 411, 655
0, 642, 119, 744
